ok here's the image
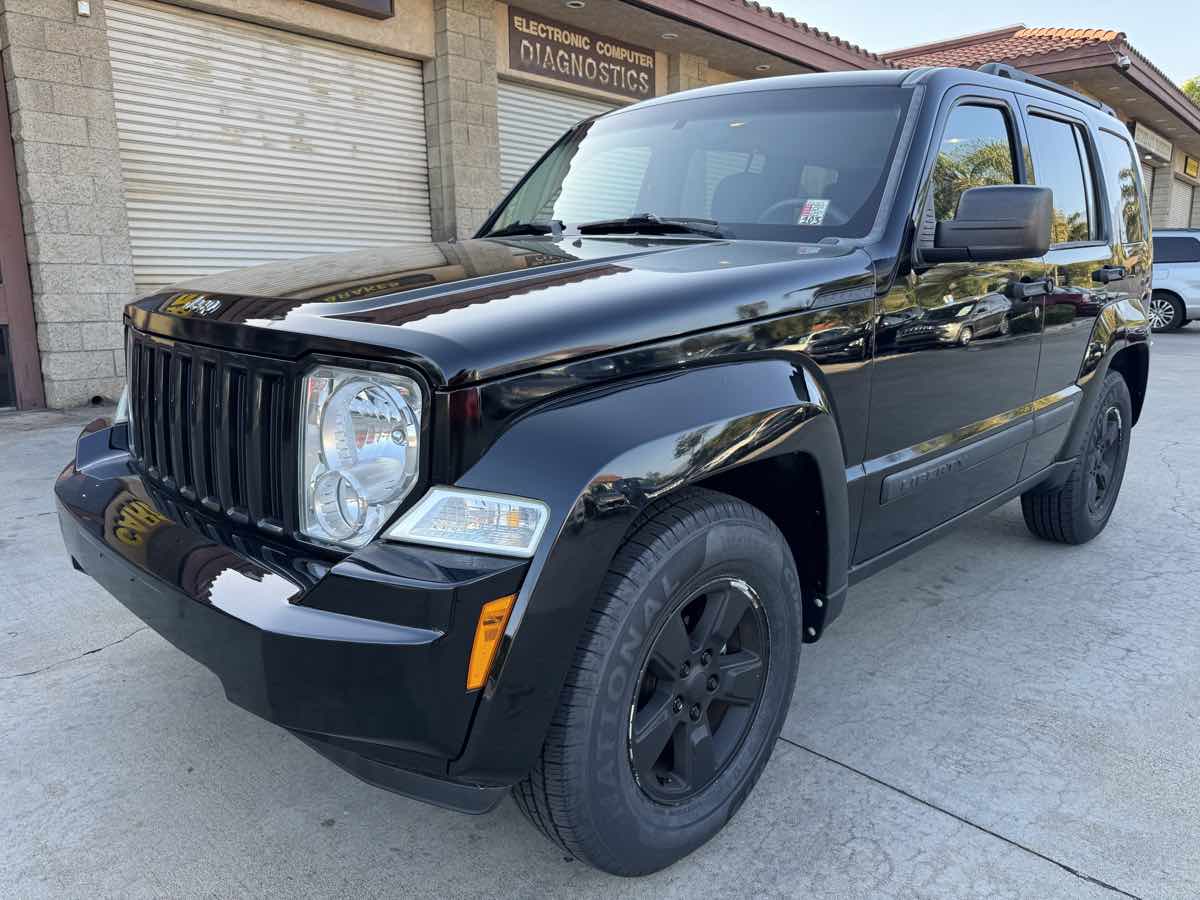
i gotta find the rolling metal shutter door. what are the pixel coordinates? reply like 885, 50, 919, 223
1141, 162, 1155, 199
498, 81, 617, 193
1170, 179, 1195, 228
107, 0, 431, 293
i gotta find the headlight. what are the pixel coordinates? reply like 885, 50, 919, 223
299, 365, 422, 549
385, 487, 549, 558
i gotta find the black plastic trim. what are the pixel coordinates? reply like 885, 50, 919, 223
293, 733, 505, 815
851, 459, 1074, 583
880, 418, 1034, 505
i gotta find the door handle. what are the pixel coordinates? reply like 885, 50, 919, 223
1005, 278, 1051, 299
1091, 265, 1126, 284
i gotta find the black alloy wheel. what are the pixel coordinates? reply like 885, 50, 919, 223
630, 578, 768, 804
511, 488, 802, 876
1020, 370, 1132, 544
1086, 405, 1124, 519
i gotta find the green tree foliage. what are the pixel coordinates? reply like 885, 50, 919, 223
931, 139, 1014, 220
1183, 76, 1200, 107
1116, 164, 1144, 243
1051, 209, 1088, 244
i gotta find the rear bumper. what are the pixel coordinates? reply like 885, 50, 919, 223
56, 422, 526, 813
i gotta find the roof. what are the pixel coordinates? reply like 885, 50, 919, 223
733, 1, 892, 67
636, 0, 892, 71
880, 24, 1200, 145
628, 69, 910, 111
883, 26, 1123, 69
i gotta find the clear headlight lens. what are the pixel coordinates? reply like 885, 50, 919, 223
385, 487, 550, 558
300, 365, 422, 549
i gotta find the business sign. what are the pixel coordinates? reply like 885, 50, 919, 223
508, 7, 655, 100
1185, 156, 1199, 179
1133, 122, 1172, 162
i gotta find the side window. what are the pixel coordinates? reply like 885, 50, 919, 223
1097, 131, 1148, 245
1153, 236, 1200, 263
932, 104, 1016, 220
1026, 114, 1097, 244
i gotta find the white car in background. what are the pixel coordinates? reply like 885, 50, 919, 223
1150, 230, 1200, 331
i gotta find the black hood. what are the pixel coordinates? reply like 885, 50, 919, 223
127, 236, 876, 388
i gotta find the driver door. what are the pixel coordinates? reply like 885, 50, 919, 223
855, 88, 1051, 563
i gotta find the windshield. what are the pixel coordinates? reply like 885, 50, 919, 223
485, 85, 914, 242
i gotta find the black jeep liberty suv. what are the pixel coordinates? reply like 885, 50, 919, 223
57, 65, 1151, 875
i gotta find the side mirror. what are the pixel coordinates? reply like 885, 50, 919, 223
923, 185, 1052, 263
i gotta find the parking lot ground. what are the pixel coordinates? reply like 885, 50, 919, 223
2, 331, 1197, 899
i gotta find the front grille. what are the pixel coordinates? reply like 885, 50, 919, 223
127, 329, 293, 535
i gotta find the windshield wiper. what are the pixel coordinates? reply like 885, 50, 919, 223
576, 214, 724, 238
486, 219, 562, 238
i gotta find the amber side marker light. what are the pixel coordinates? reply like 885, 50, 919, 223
466, 594, 517, 690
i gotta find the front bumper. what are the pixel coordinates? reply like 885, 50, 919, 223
56, 422, 526, 813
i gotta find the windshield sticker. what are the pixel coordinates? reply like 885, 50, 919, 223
796, 199, 829, 226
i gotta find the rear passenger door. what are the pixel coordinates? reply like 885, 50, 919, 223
1016, 100, 1150, 475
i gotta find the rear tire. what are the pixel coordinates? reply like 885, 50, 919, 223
1147, 291, 1185, 332
1021, 370, 1131, 544
512, 488, 801, 876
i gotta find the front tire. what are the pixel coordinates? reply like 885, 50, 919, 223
1147, 291, 1185, 332
1021, 370, 1131, 544
512, 488, 801, 875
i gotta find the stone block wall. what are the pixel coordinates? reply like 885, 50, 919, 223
1, 0, 133, 407
424, 0, 500, 241
668, 53, 710, 93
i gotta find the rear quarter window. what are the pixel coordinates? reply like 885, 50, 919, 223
1096, 130, 1149, 245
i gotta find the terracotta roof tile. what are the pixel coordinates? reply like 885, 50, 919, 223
885, 26, 1125, 69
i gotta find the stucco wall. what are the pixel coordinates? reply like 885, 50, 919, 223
161, 0, 435, 58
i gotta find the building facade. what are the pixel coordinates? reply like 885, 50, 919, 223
884, 27, 1200, 232
0, 0, 887, 409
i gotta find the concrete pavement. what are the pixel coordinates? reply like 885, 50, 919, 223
2, 331, 1197, 898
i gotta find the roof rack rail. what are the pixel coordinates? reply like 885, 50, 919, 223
977, 62, 1117, 116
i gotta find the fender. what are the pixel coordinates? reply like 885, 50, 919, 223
1036, 296, 1149, 493
447, 358, 848, 785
